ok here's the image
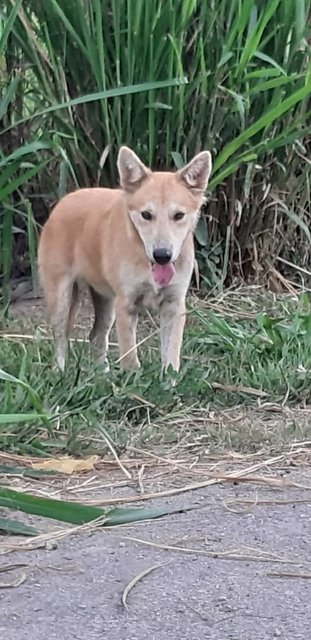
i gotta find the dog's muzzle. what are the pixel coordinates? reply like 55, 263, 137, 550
152, 248, 173, 265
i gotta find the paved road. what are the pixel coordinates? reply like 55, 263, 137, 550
1, 481, 311, 640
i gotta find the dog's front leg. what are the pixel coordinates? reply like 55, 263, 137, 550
160, 298, 186, 372
115, 296, 140, 370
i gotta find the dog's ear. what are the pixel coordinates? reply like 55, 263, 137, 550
118, 147, 151, 192
177, 151, 212, 192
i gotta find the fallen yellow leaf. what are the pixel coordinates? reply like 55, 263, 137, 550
32, 455, 99, 474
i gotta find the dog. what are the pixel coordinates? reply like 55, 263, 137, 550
38, 146, 212, 373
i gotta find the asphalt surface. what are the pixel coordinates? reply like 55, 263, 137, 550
1, 481, 311, 640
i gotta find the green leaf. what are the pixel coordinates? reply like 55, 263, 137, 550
144, 102, 173, 110
0, 487, 187, 526
195, 216, 209, 246
245, 68, 283, 80
0, 368, 50, 425
0, 414, 48, 424
213, 76, 311, 174
0, 465, 57, 478
0, 369, 31, 385
239, 0, 281, 69
0, 516, 38, 537
0, 159, 51, 199
104, 506, 183, 526
0, 142, 53, 168
2, 78, 188, 135
0, 0, 23, 54
0, 76, 20, 121
171, 151, 185, 169
280, 206, 311, 242
253, 51, 286, 75
248, 74, 301, 95
209, 152, 258, 189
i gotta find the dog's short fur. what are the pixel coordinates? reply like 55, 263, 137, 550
38, 147, 212, 373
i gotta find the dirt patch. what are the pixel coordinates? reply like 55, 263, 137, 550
8, 285, 93, 332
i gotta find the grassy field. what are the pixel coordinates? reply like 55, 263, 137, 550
1, 289, 310, 458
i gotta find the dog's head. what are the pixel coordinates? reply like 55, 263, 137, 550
117, 146, 212, 287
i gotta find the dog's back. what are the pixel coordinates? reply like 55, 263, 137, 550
38, 187, 124, 299
39, 188, 121, 269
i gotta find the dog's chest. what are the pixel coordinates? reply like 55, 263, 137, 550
133, 284, 166, 311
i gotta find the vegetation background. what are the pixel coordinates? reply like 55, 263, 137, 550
0, 0, 310, 303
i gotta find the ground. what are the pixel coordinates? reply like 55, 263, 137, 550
1, 286, 311, 639
1, 462, 311, 640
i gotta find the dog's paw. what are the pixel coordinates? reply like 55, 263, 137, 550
120, 358, 141, 371
161, 364, 179, 387
97, 355, 110, 373
53, 361, 65, 375
103, 359, 110, 373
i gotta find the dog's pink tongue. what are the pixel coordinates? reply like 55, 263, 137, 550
151, 263, 175, 287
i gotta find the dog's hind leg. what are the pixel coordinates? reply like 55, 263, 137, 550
43, 275, 77, 372
89, 287, 115, 371
68, 281, 80, 333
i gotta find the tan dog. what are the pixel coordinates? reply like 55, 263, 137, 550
38, 147, 212, 373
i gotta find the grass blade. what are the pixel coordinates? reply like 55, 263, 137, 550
0, 516, 38, 537
0, 369, 51, 427
212, 75, 311, 175
1, 78, 188, 135
0, 487, 185, 526
0, 0, 23, 53
0, 414, 48, 424
0, 464, 56, 478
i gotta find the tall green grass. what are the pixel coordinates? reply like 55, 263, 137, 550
0, 1, 186, 302
0, 0, 310, 296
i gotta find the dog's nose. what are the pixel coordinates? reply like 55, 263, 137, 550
153, 248, 172, 265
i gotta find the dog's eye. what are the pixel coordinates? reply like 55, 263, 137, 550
141, 210, 152, 221
173, 211, 185, 221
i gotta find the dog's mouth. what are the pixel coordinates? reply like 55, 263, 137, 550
151, 262, 175, 287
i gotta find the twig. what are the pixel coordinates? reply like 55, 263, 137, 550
138, 465, 145, 494
267, 571, 311, 580
98, 431, 132, 480
211, 382, 267, 397
276, 256, 311, 279
122, 560, 172, 609
84, 455, 311, 506
0, 572, 27, 588
115, 329, 159, 363
121, 536, 299, 565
